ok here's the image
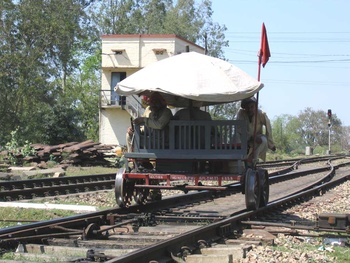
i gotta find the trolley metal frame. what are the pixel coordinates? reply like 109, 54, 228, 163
115, 119, 269, 210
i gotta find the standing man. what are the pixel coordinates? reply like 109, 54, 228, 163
236, 97, 276, 164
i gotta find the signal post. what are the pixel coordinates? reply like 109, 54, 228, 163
327, 109, 332, 155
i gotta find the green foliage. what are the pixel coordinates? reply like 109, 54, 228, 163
0, 0, 97, 145
21, 140, 36, 156
270, 108, 346, 156
5, 129, 19, 153
272, 115, 295, 154
4, 128, 36, 165
5, 130, 19, 165
209, 102, 240, 120
65, 49, 101, 142
41, 99, 86, 145
0, 0, 227, 146
88, 0, 228, 56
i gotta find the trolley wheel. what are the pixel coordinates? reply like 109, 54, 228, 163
134, 180, 150, 205
258, 169, 269, 207
245, 168, 261, 210
115, 168, 134, 207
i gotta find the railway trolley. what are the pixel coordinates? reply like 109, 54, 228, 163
114, 52, 269, 210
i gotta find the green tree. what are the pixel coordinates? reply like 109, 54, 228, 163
274, 108, 344, 155
65, 49, 101, 141
163, 0, 201, 42
41, 98, 85, 144
89, 0, 135, 35
209, 102, 240, 120
0, 0, 97, 145
271, 115, 292, 153
296, 108, 342, 149
0, 0, 54, 144
195, 0, 228, 58
135, 0, 169, 34
341, 126, 350, 152
89, 0, 228, 56
0, 0, 229, 147
0, 0, 18, 145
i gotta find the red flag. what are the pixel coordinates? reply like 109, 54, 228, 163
260, 23, 270, 68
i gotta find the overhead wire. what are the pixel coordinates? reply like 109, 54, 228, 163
224, 31, 350, 65
222, 31, 350, 87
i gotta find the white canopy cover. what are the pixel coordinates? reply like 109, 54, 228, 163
115, 52, 263, 107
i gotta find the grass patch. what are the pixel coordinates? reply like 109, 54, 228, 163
332, 246, 350, 263
1, 251, 70, 262
272, 235, 350, 263
0, 207, 76, 228
65, 166, 117, 176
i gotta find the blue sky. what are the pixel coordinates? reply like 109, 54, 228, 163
211, 0, 350, 125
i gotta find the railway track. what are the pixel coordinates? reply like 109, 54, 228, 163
0, 173, 116, 201
0, 156, 349, 262
0, 155, 341, 202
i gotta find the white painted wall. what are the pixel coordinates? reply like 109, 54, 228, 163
99, 108, 130, 146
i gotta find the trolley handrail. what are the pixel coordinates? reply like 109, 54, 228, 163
125, 120, 248, 160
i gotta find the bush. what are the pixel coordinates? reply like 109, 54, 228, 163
4, 129, 36, 165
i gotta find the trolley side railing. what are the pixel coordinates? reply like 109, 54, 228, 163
125, 120, 248, 160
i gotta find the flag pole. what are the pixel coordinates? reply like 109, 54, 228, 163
257, 50, 262, 81
251, 23, 270, 167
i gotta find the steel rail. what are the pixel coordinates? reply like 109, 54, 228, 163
0, 158, 348, 257
0, 173, 115, 190
240, 220, 350, 234
0, 156, 340, 201
104, 161, 350, 263
0, 173, 116, 201
0, 180, 115, 201
0, 159, 341, 240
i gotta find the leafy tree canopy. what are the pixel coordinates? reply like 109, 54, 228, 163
0, 0, 228, 147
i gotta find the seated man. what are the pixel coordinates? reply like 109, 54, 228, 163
126, 92, 173, 152
173, 106, 212, 150
235, 97, 276, 163
174, 106, 212, 121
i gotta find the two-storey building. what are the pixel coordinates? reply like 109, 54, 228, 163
100, 34, 205, 146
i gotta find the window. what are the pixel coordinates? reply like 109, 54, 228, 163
111, 72, 126, 105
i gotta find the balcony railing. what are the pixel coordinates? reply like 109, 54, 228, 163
100, 89, 122, 107
99, 89, 144, 119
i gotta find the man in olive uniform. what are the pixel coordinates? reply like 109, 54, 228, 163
236, 97, 276, 163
